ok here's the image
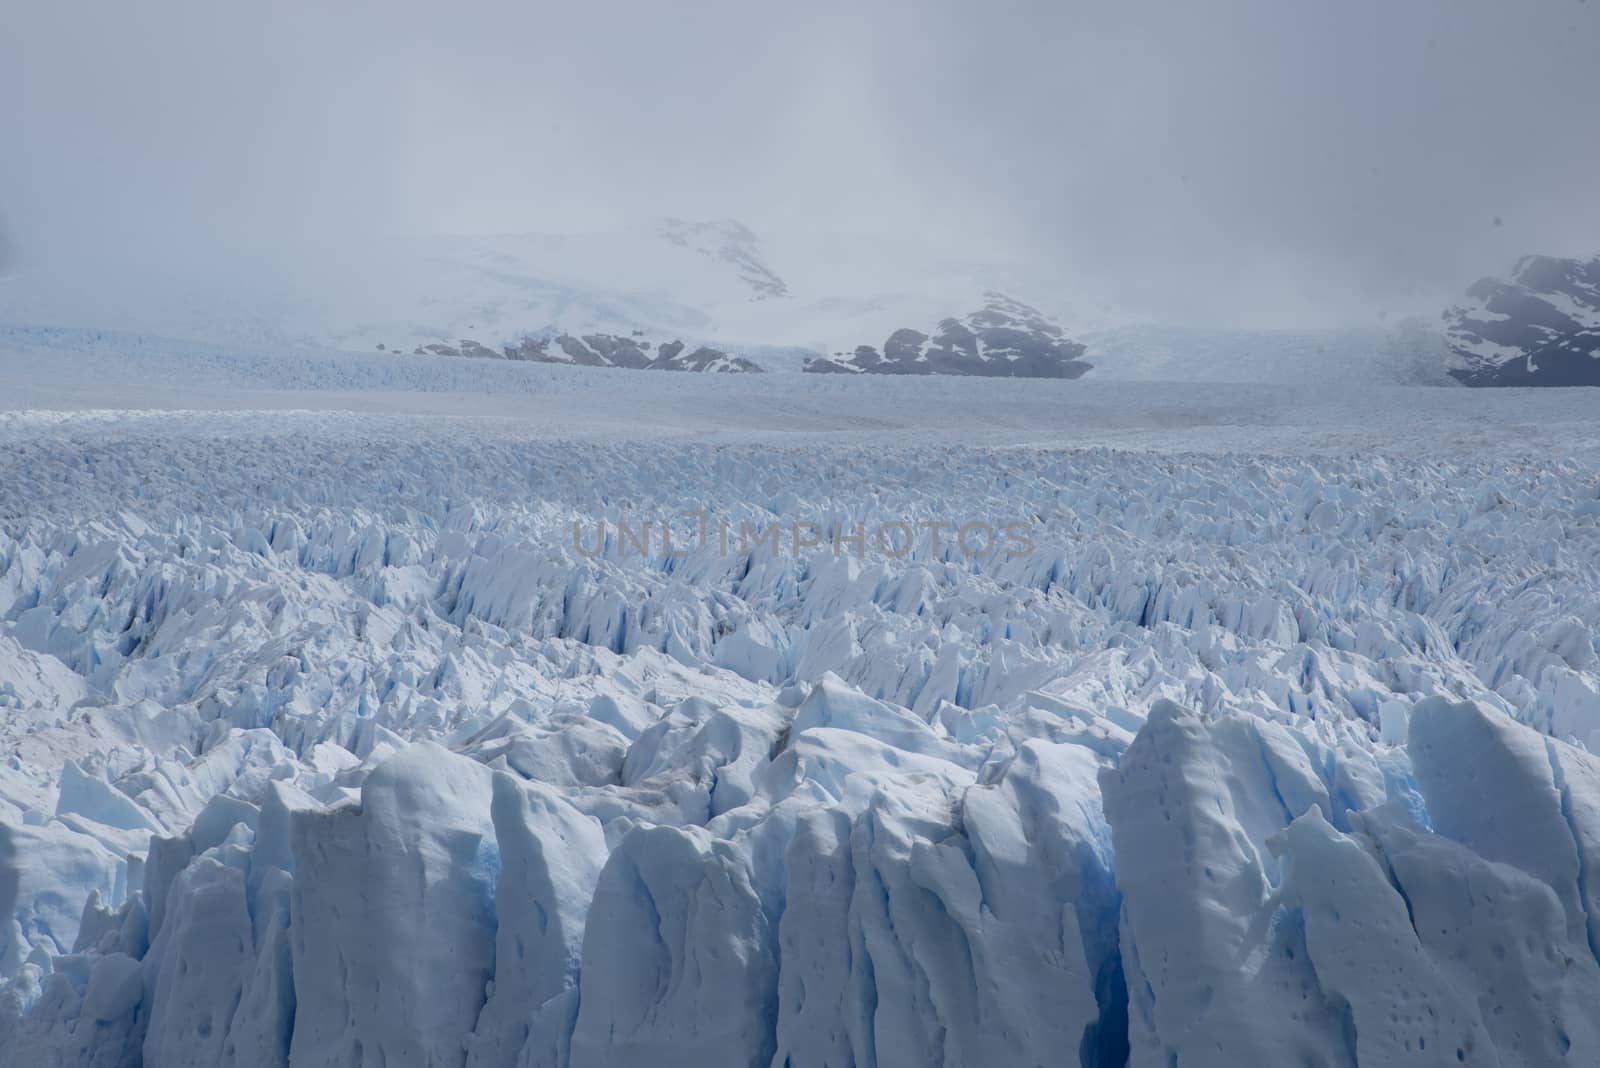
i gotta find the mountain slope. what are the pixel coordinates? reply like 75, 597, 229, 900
0, 219, 1475, 384
1443, 254, 1600, 386
803, 291, 1093, 377
0, 221, 796, 372
0, 221, 1122, 377
422, 332, 763, 373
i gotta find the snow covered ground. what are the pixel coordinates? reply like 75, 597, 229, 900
5, 335, 1600, 1066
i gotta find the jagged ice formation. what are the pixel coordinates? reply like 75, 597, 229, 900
5, 413, 1600, 1065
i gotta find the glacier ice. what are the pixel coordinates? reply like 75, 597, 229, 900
4, 411, 1600, 1065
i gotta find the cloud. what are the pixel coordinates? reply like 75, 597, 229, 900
3, 0, 1597, 327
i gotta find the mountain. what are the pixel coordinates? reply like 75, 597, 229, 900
0, 220, 1122, 376
1443, 254, 1600, 386
802, 292, 1092, 377
10, 218, 1461, 385
419, 332, 762, 373
0, 220, 798, 372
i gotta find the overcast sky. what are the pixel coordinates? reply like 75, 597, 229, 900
4, 0, 1598, 326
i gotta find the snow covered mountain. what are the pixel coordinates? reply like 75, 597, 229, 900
0, 220, 801, 371
421, 332, 762, 373
0, 221, 1120, 377
0, 220, 1469, 384
802, 291, 1093, 377
1443, 254, 1600, 386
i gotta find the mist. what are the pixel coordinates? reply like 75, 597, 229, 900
4, 0, 1598, 327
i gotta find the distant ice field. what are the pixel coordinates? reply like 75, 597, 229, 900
2, 323, 1598, 453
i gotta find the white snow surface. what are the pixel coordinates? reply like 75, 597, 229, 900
5, 337, 1600, 1066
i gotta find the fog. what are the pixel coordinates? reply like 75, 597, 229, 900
4, 0, 1598, 327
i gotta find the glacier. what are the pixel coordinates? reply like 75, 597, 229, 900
5, 394, 1600, 1066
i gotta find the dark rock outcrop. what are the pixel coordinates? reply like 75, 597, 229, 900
419, 333, 762, 373
415, 339, 502, 360
658, 219, 789, 300
1443, 255, 1600, 386
651, 341, 763, 373
803, 292, 1091, 378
